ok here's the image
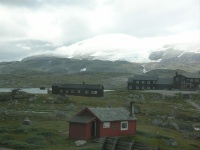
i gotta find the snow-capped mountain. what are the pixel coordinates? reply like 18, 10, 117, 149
29, 33, 198, 63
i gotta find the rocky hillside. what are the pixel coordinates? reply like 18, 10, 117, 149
0, 56, 143, 75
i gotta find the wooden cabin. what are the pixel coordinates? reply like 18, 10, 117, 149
52, 82, 104, 97
68, 107, 137, 140
173, 72, 200, 90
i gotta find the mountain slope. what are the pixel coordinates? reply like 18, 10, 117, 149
0, 56, 143, 74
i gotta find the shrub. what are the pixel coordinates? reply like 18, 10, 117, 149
4, 140, 30, 149
0, 134, 15, 143
25, 135, 46, 148
37, 131, 55, 138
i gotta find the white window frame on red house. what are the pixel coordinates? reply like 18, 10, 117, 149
103, 122, 110, 128
121, 121, 128, 130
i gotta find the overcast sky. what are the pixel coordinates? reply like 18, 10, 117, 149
0, 0, 199, 62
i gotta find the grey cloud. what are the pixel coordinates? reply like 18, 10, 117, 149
0, 40, 56, 62
0, 0, 97, 9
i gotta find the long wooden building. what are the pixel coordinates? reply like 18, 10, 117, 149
52, 82, 104, 97
128, 72, 200, 91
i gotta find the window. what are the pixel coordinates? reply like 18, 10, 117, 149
141, 86, 145, 90
121, 121, 128, 130
103, 122, 110, 128
77, 90, 81, 94
195, 79, 199, 82
176, 77, 179, 81
85, 90, 89, 94
129, 86, 132, 89
66, 90, 68, 93
60, 90, 63, 94
147, 81, 150, 84
153, 87, 155, 89
190, 79, 194, 82
153, 81, 156, 84
142, 81, 145, 84
136, 86, 139, 89
147, 86, 150, 89
71, 90, 74, 93
91, 91, 97, 94
136, 81, 139, 84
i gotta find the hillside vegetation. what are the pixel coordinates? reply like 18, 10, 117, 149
0, 90, 200, 150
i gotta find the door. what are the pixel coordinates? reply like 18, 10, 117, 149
91, 120, 96, 138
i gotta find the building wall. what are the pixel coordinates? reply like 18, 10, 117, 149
128, 80, 156, 90
52, 86, 104, 97
69, 123, 90, 140
98, 120, 136, 137
173, 75, 200, 90
156, 84, 172, 90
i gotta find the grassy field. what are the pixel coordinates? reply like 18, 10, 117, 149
0, 90, 200, 150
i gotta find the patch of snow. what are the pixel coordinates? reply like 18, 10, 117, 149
80, 68, 86, 72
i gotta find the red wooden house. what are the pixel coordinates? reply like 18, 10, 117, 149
68, 107, 137, 140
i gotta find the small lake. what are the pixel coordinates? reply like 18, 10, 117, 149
0, 88, 48, 94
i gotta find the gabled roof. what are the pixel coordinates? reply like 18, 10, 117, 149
69, 115, 95, 124
52, 83, 104, 90
88, 107, 137, 122
156, 78, 173, 85
128, 75, 158, 82
127, 78, 134, 82
181, 73, 200, 78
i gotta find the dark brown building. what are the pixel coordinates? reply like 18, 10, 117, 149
128, 72, 200, 91
127, 75, 158, 90
173, 73, 200, 90
52, 82, 104, 97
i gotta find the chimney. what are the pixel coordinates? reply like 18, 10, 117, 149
129, 101, 134, 117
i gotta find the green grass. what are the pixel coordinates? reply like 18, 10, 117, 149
0, 90, 200, 149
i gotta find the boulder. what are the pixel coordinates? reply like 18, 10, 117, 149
75, 140, 87, 147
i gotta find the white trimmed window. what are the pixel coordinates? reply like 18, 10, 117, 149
121, 121, 128, 130
129, 86, 132, 89
195, 79, 199, 82
91, 91, 97, 94
77, 90, 81, 94
66, 90, 68, 93
142, 81, 145, 84
153, 87, 155, 89
147, 81, 150, 84
190, 79, 194, 82
147, 86, 150, 89
60, 90, 63, 93
136, 86, 139, 89
71, 90, 74, 93
103, 122, 110, 128
85, 90, 89, 94
141, 86, 145, 89
136, 81, 139, 84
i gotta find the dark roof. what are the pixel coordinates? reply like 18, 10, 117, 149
127, 78, 134, 82
69, 115, 95, 124
52, 83, 104, 90
176, 73, 200, 78
88, 107, 137, 122
128, 75, 158, 82
156, 78, 173, 85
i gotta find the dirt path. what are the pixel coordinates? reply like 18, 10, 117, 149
186, 99, 200, 112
